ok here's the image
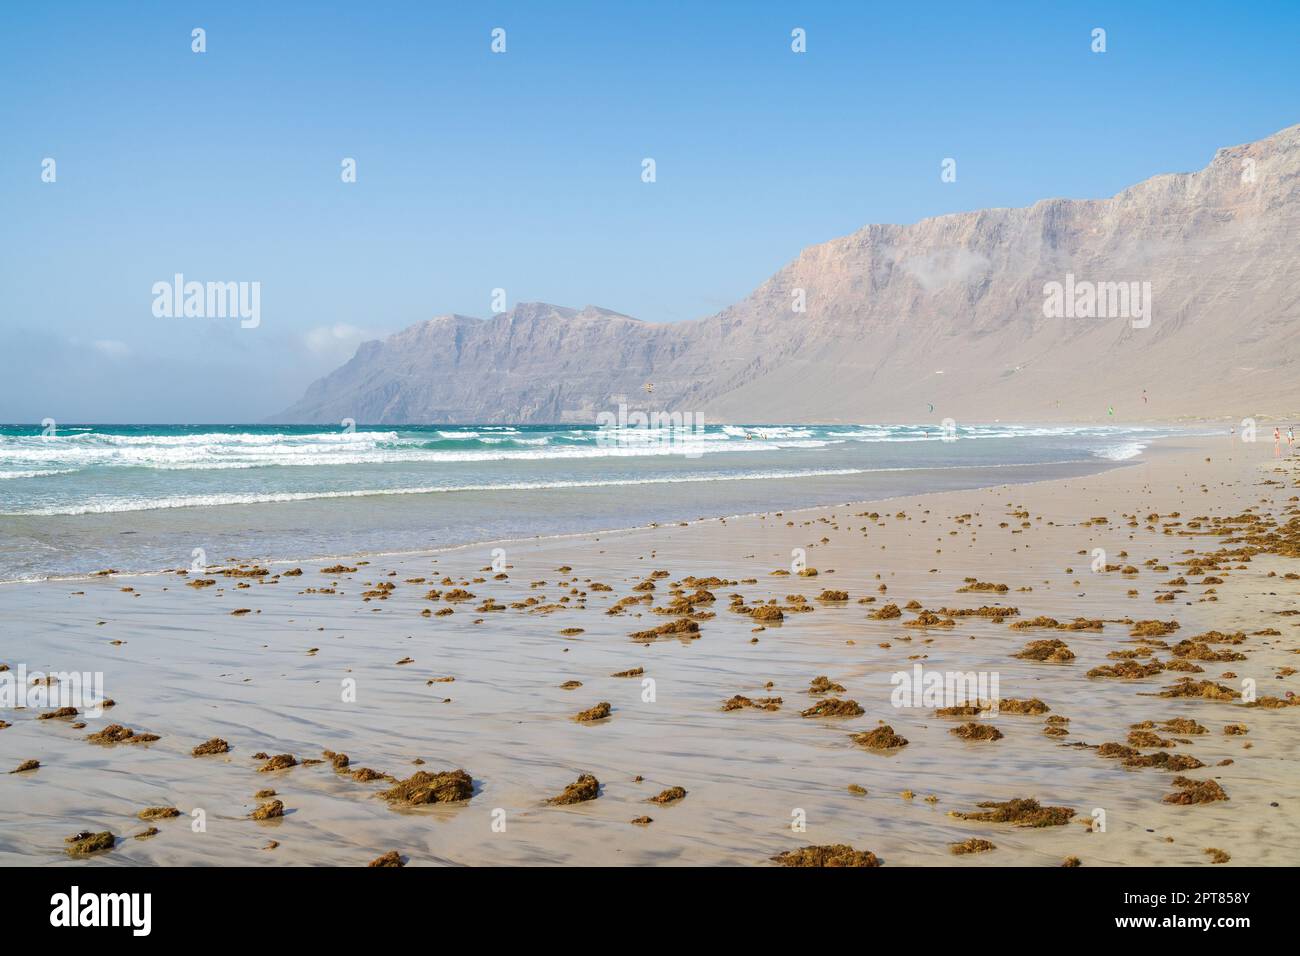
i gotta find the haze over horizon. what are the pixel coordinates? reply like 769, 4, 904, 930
2, 0, 1299, 422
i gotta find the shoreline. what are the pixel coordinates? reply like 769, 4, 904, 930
2, 433, 1297, 866
1, 455, 1138, 586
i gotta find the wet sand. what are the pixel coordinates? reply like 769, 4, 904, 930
1, 434, 1297, 866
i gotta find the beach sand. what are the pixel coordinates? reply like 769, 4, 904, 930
2, 433, 1297, 866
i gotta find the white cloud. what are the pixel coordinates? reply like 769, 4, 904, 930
91, 339, 131, 360
901, 248, 991, 291
303, 323, 370, 355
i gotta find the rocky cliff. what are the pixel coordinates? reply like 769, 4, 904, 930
274, 124, 1300, 424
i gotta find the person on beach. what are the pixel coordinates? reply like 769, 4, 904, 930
1275, 426, 1282, 457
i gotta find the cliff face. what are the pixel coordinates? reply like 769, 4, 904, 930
275, 124, 1300, 425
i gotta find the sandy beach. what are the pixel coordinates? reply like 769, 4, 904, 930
2, 432, 1297, 867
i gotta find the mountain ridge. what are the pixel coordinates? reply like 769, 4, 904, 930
273, 123, 1300, 425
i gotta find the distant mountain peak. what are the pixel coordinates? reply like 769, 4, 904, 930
274, 123, 1300, 425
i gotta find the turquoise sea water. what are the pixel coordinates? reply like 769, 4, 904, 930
0, 423, 1197, 581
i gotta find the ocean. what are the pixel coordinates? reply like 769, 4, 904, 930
0, 423, 1199, 581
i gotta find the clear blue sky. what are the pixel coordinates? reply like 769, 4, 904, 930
1, 0, 1297, 422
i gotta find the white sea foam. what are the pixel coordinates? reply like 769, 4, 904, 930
7, 468, 873, 516
1092, 442, 1147, 461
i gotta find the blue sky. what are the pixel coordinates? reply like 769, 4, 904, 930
1, 0, 1297, 422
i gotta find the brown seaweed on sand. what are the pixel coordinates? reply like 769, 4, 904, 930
251, 799, 284, 820
807, 675, 846, 694
381, 769, 474, 805
137, 806, 180, 820
1128, 752, 1205, 771
951, 722, 1003, 741
1010, 616, 1061, 629
10, 759, 39, 773
649, 786, 687, 804
722, 694, 782, 712
851, 724, 909, 749
1014, 639, 1075, 663
950, 798, 1074, 827
548, 773, 599, 805
1127, 729, 1175, 748
65, 831, 115, 856
800, 697, 864, 718
1099, 743, 1205, 771
1159, 718, 1208, 735
629, 619, 700, 641
771, 844, 881, 867
1088, 661, 1165, 679
1171, 640, 1246, 662
192, 737, 230, 756
368, 850, 405, 867
905, 610, 956, 628
87, 724, 160, 744
1163, 776, 1228, 805
950, 838, 996, 855
958, 580, 1009, 594
574, 701, 612, 722
1158, 678, 1239, 700
257, 754, 298, 772
37, 706, 79, 720
1131, 620, 1180, 637
995, 698, 1051, 715
748, 605, 785, 623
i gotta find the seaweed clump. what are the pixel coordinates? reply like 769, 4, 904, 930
800, 697, 864, 718
1014, 639, 1075, 663
951, 722, 1003, 741
548, 773, 599, 805
851, 724, 909, 749
574, 701, 611, 722
949, 838, 996, 855
1163, 776, 1228, 805
950, 797, 1074, 827
771, 844, 881, 867
722, 695, 782, 712
380, 769, 474, 805
65, 831, 115, 857
649, 786, 687, 804
87, 724, 160, 745
1158, 679, 1238, 700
